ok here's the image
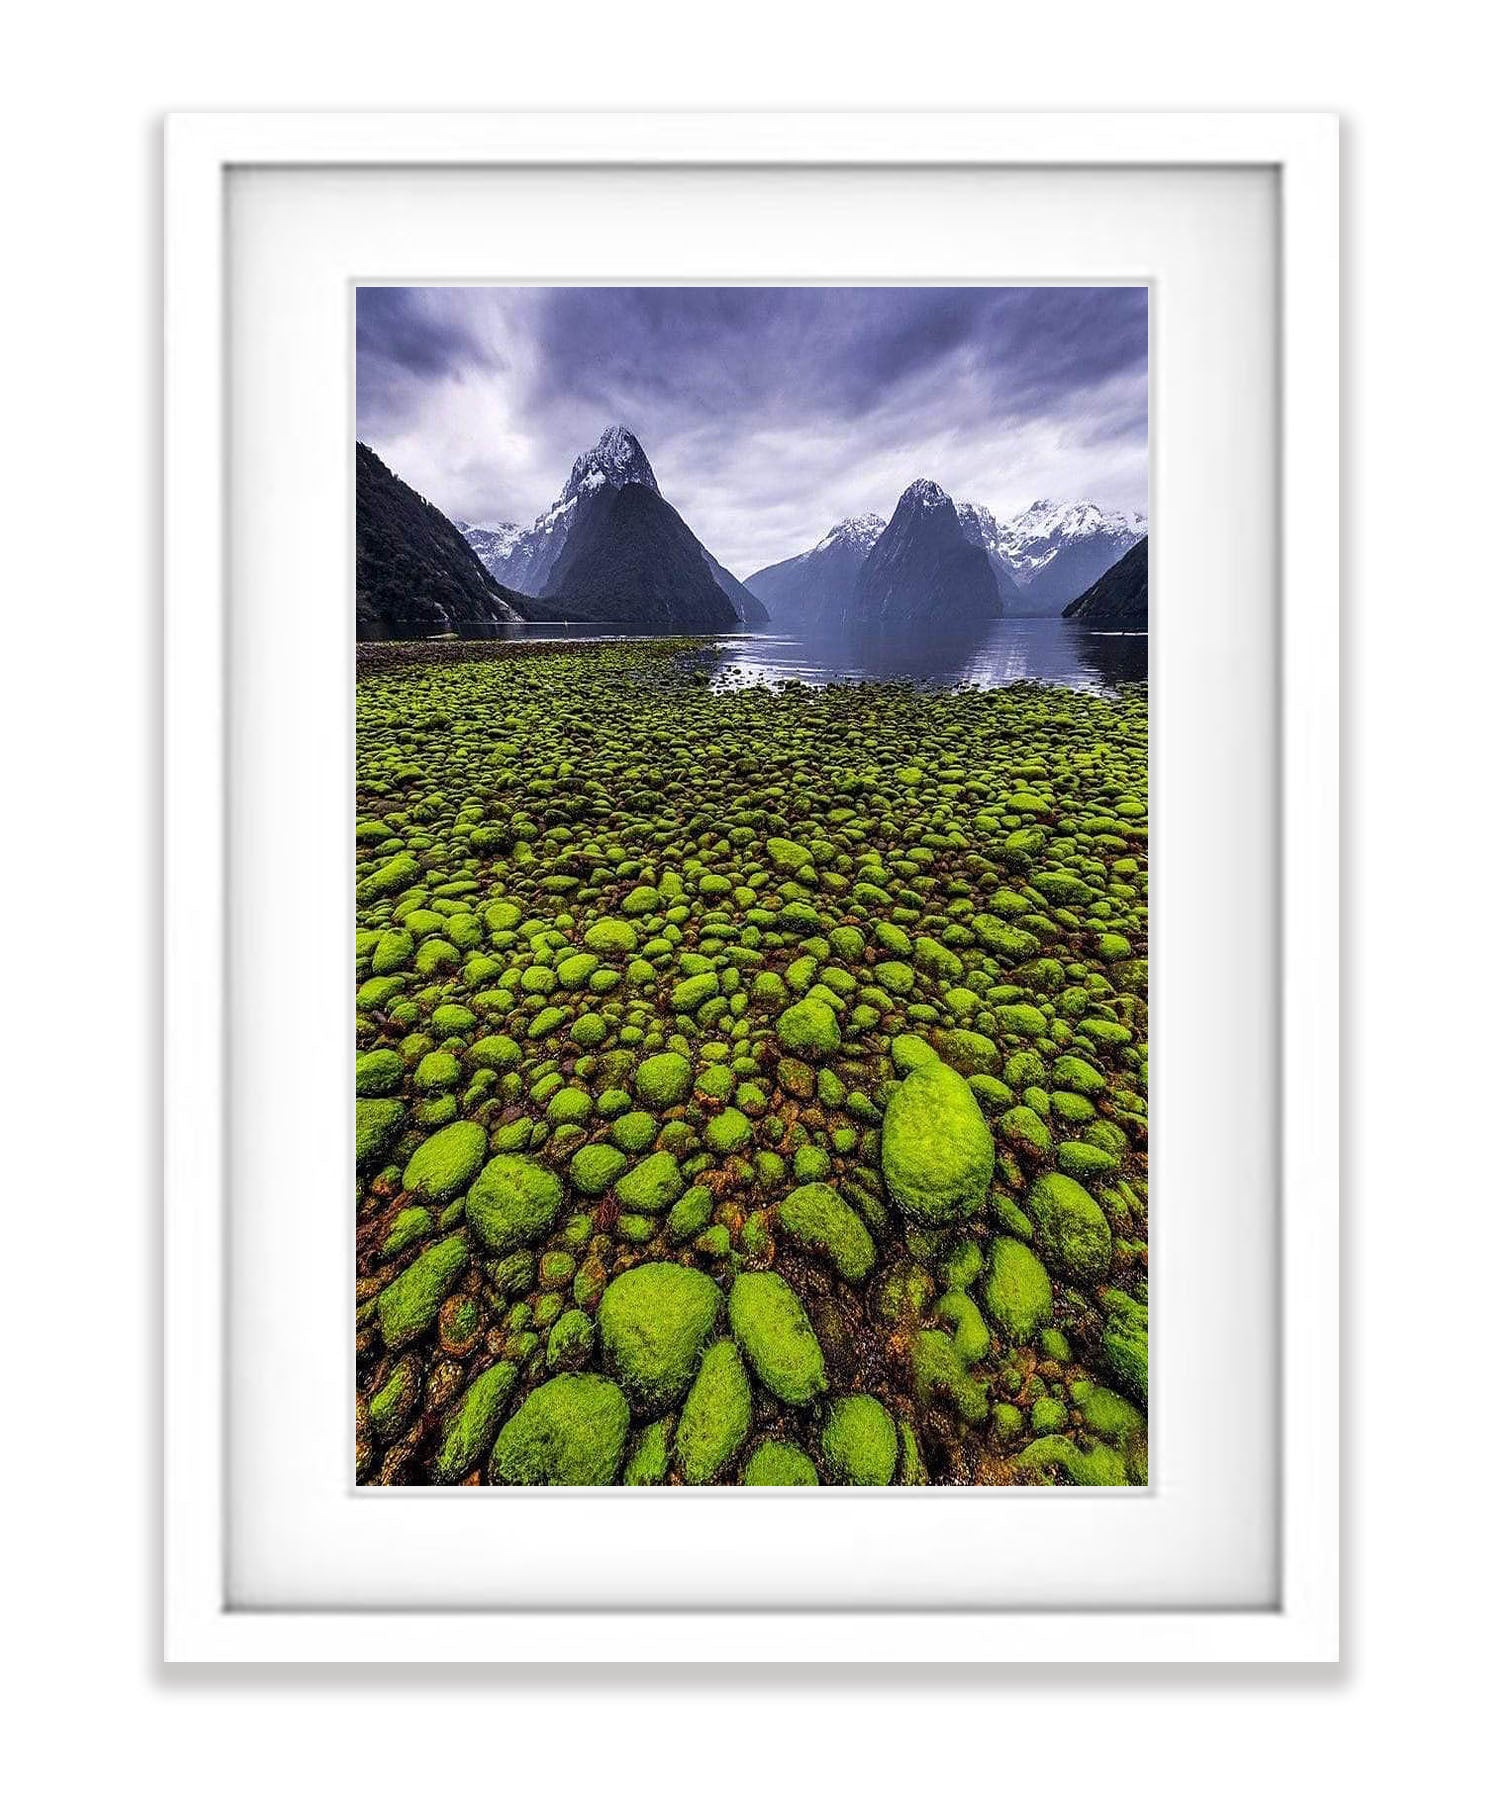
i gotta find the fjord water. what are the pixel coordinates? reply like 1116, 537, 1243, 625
406, 614, 1145, 694
700, 615, 1144, 694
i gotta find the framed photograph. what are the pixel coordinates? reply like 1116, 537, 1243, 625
164, 111, 1338, 1662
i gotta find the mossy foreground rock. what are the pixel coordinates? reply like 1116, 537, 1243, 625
377, 1234, 468, 1349
743, 1440, 820, 1485
728, 1272, 827, 1405
1023, 1172, 1113, 1285
490, 1374, 630, 1485
675, 1341, 752, 1483
880, 1059, 995, 1224
821, 1395, 898, 1486
778, 1183, 876, 1282
598, 1262, 722, 1410
982, 1237, 1053, 1344
465, 1154, 565, 1254
402, 1121, 487, 1201
354, 641, 1147, 1487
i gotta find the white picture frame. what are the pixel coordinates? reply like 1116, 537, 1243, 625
164, 111, 1339, 1664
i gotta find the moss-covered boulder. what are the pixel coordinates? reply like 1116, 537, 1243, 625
775, 996, 841, 1059
982, 1236, 1054, 1343
777, 1183, 875, 1282
674, 1340, 752, 1483
635, 1051, 692, 1107
356, 1098, 406, 1169
821, 1394, 898, 1486
880, 1059, 995, 1224
465, 1153, 565, 1253
433, 1360, 518, 1482
728, 1272, 827, 1406
597, 1262, 723, 1411
376, 1234, 469, 1349
1101, 1288, 1149, 1402
743, 1440, 820, 1486
402, 1120, 488, 1202
490, 1374, 630, 1485
1023, 1171, 1112, 1285
615, 1150, 686, 1214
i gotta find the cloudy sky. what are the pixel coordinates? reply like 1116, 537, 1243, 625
356, 286, 1147, 577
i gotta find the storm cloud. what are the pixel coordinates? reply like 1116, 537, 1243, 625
356, 286, 1147, 577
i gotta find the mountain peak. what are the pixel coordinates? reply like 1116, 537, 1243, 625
898, 477, 951, 510
563, 425, 659, 502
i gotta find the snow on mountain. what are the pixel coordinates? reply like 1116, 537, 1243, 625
746, 514, 889, 622
991, 499, 1147, 585
459, 425, 762, 627
811, 513, 887, 556
459, 425, 662, 597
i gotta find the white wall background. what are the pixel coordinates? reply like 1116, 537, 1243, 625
2, 2, 1491, 1790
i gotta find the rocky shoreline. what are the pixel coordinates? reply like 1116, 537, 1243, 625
355, 642, 1148, 1485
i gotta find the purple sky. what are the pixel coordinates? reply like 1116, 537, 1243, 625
356, 285, 1147, 576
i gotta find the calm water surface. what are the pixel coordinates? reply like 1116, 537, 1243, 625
384, 616, 1145, 695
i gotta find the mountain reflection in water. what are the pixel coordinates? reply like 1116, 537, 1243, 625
702, 615, 1145, 695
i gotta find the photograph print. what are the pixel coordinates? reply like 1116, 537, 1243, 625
354, 285, 1148, 1487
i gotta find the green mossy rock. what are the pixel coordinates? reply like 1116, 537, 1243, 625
597, 1261, 723, 1410
982, 1236, 1054, 1343
1101, 1288, 1149, 1402
569, 1142, 628, 1196
675, 1341, 753, 1483
1013, 1434, 1128, 1487
490, 1374, 630, 1485
880, 1060, 995, 1225
743, 1441, 820, 1486
636, 1051, 692, 1106
821, 1394, 898, 1486
728, 1272, 827, 1406
622, 1416, 674, 1485
464, 1154, 566, 1253
356, 1098, 406, 1168
777, 1182, 876, 1282
615, 1150, 686, 1214
356, 1048, 405, 1097
705, 1107, 754, 1155
433, 1360, 518, 1482
377, 1234, 469, 1349
1024, 1171, 1113, 1285
775, 997, 842, 1059
402, 1121, 488, 1202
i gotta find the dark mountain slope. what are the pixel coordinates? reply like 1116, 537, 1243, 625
538, 482, 739, 632
853, 479, 1002, 626
1062, 535, 1148, 629
355, 443, 523, 639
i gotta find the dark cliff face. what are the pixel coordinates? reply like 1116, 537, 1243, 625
355, 443, 523, 639
537, 482, 739, 632
852, 480, 1002, 626
1062, 535, 1149, 629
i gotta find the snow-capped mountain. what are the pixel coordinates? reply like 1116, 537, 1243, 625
459, 425, 765, 626
853, 479, 1002, 626
744, 514, 886, 622
987, 499, 1147, 611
